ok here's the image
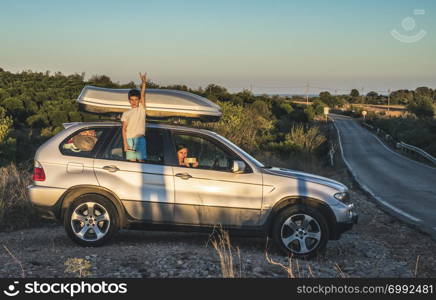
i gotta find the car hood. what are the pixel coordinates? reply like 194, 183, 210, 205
263, 167, 347, 191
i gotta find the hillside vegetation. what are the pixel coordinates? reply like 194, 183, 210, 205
0, 68, 329, 167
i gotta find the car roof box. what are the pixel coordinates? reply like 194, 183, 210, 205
77, 85, 221, 122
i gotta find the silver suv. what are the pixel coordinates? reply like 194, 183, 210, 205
27, 121, 357, 258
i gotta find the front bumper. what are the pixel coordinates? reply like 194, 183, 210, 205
331, 210, 358, 240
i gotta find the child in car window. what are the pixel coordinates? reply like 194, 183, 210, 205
176, 144, 199, 168
122, 72, 147, 162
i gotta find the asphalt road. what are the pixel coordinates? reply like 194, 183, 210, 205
331, 114, 436, 239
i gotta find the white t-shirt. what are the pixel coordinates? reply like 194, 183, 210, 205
121, 103, 146, 138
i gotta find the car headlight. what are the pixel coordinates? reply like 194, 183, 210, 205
334, 192, 350, 203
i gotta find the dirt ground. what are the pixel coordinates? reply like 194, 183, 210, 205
1, 184, 435, 278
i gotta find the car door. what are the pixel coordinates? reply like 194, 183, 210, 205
93, 127, 175, 222
59, 127, 109, 187
170, 131, 263, 227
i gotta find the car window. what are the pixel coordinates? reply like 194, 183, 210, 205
99, 128, 165, 165
60, 128, 106, 158
173, 133, 238, 172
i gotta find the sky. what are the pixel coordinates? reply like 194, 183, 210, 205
1, 0, 435, 94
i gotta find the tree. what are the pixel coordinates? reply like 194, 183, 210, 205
415, 87, 432, 99
272, 100, 293, 117
350, 89, 360, 98
251, 100, 272, 119
366, 91, 379, 104
2, 97, 24, 113
49, 111, 69, 127
390, 89, 414, 105
407, 96, 435, 120
0, 107, 13, 143
319, 91, 342, 108
88, 75, 118, 88
349, 89, 361, 104
26, 114, 49, 127
205, 84, 228, 95
235, 89, 254, 104
0, 88, 9, 101
204, 84, 230, 102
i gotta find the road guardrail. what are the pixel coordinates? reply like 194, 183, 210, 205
396, 141, 436, 165
362, 122, 436, 165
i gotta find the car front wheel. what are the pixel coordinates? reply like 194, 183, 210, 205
64, 194, 118, 246
272, 205, 329, 259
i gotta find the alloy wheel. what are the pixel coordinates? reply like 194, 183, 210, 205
280, 213, 322, 254
70, 202, 111, 241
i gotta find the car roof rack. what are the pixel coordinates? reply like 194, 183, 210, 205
62, 122, 83, 129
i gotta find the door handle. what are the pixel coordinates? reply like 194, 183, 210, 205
103, 165, 120, 173
175, 173, 192, 180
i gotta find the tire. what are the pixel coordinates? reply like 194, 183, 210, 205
272, 204, 329, 259
64, 194, 119, 246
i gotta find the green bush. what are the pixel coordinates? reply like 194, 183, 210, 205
26, 113, 49, 127
49, 111, 69, 127
0, 68, 341, 166
267, 124, 326, 154
0, 138, 17, 167
304, 105, 316, 121
407, 96, 435, 120
68, 112, 82, 122
312, 100, 325, 116
272, 101, 294, 117
193, 101, 274, 153
0, 107, 12, 143
368, 116, 436, 156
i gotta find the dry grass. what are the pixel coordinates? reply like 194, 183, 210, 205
265, 251, 296, 278
2, 244, 26, 278
264, 238, 349, 278
414, 255, 420, 278
0, 163, 40, 230
208, 226, 242, 278
265, 251, 350, 278
64, 258, 92, 278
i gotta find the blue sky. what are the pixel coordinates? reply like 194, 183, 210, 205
1, 0, 435, 94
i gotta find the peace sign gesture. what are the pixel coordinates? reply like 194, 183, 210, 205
139, 72, 147, 85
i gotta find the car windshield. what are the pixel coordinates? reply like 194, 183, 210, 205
213, 133, 265, 168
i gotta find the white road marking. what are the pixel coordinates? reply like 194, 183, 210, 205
332, 117, 422, 223
370, 132, 436, 172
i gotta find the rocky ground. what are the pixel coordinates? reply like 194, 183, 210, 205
1, 184, 436, 278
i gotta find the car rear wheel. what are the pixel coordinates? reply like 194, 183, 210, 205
64, 194, 118, 246
272, 205, 329, 259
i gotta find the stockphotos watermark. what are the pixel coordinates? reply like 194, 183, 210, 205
390, 9, 427, 43
2, 281, 127, 297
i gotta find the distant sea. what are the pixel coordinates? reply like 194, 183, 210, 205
254, 93, 318, 97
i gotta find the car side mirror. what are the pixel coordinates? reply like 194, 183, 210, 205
232, 160, 246, 173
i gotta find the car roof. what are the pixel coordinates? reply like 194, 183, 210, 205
63, 121, 217, 135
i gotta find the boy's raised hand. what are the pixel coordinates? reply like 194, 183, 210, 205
138, 72, 147, 108
139, 72, 147, 85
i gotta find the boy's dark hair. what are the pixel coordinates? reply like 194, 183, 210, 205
176, 144, 187, 151
128, 89, 141, 99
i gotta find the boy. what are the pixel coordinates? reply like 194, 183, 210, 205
121, 72, 147, 162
